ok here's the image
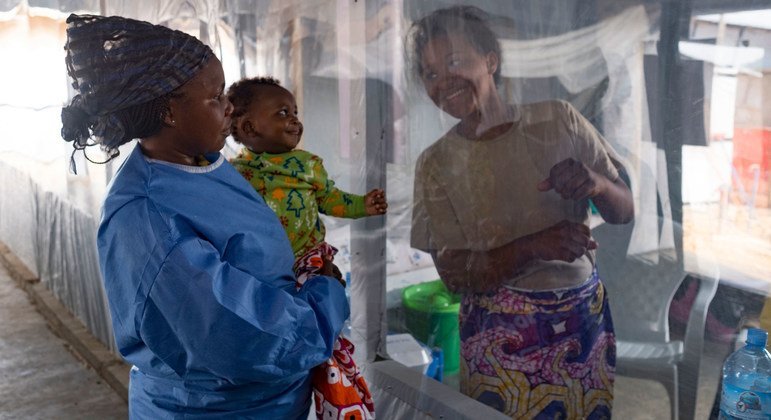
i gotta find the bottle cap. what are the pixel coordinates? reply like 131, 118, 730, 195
746, 328, 768, 347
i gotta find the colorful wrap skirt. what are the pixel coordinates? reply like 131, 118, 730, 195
459, 269, 615, 419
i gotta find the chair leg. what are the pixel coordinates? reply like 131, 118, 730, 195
680, 275, 719, 420
662, 366, 679, 420
678, 360, 699, 420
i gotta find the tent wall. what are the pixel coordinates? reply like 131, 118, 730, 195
0, 161, 115, 352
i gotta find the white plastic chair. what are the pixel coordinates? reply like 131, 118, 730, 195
592, 221, 719, 420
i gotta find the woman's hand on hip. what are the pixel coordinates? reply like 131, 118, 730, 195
528, 220, 597, 263
435, 248, 508, 294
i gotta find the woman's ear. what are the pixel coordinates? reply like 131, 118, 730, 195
163, 101, 177, 127
486, 52, 499, 76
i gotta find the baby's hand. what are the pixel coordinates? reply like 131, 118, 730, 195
320, 254, 345, 287
364, 189, 388, 215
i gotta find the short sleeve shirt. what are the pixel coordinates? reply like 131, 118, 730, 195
411, 100, 622, 290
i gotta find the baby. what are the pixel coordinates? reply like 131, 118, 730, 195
228, 77, 387, 284
227, 77, 384, 419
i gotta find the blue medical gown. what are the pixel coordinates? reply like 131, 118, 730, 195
97, 146, 349, 418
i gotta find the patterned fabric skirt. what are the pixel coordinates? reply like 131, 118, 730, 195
459, 269, 615, 419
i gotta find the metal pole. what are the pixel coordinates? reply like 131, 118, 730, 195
658, 0, 690, 265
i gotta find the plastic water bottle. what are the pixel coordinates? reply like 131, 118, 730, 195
719, 328, 771, 419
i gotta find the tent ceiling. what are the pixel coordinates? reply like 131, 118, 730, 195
3, 0, 771, 28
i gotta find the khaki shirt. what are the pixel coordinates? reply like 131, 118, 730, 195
411, 100, 621, 290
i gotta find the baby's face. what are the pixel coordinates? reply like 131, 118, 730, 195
240, 85, 303, 154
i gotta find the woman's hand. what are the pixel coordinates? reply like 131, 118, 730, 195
528, 220, 597, 262
364, 189, 388, 215
433, 220, 597, 294
537, 158, 634, 224
537, 158, 605, 201
435, 249, 506, 293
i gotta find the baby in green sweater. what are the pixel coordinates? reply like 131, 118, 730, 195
227, 77, 387, 284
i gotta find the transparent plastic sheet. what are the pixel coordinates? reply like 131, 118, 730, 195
0, 162, 40, 275
364, 360, 510, 419
0, 0, 770, 418
389, 3, 768, 418
223, 0, 396, 364
35, 190, 115, 352
389, 1, 765, 419
0, 161, 116, 352
0, 0, 152, 357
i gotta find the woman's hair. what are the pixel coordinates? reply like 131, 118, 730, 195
60, 92, 179, 162
226, 77, 282, 143
60, 14, 214, 166
407, 5, 502, 85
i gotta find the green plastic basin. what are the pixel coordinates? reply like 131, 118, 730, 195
401, 280, 461, 375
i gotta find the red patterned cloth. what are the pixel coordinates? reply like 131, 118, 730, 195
293, 242, 338, 287
313, 337, 375, 419
294, 243, 375, 419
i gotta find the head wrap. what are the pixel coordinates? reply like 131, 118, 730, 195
61, 14, 214, 164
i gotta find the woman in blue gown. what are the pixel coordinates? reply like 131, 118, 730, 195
60, 14, 348, 419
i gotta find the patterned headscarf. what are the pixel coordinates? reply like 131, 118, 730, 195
61, 14, 214, 164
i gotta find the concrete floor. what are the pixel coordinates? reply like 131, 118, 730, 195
0, 264, 127, 419
613, 343, 726, 420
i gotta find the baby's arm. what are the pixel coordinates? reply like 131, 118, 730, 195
364, 189, 388, 215
310, 156, 381, 218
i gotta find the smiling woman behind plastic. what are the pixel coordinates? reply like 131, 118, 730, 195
408, 6, 633, 418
